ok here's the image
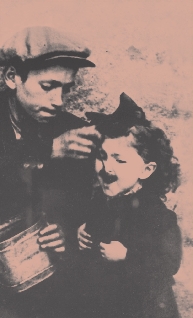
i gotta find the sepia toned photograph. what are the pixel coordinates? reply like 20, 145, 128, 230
0, 0, 192, 317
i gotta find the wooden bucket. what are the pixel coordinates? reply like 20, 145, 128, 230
0, 217, 55, 292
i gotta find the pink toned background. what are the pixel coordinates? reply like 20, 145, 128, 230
0, 0, 192, 317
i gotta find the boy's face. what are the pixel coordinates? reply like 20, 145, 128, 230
95, 135, 147, 197
8, 66, 77, 123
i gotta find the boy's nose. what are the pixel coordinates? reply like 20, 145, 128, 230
52, 88, 63, 108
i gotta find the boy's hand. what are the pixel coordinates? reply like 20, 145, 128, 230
38, 224, 65, 253
99, 241, 127, 261
52, 125, 101, 159
77, 223, 93, 250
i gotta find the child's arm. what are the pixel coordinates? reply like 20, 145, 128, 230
159, 223, 182, 275
124, 217, 182, 278
98, 210, 182, 275
142, 215, 182, 277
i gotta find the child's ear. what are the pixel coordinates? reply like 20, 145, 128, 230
140, 162, 157, 180
4, 66, 17, 90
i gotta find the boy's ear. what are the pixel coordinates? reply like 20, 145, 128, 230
4, 66, 17, 90
140, 162, 157, 180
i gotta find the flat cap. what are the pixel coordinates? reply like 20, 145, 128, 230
0, 26, 95, 68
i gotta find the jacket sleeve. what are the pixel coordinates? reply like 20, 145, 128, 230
123, 210, 182, 278
157, 218, 182, 275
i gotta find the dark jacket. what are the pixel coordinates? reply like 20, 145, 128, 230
0, 91, 95, 317
0, 91, 94, 229
78, 188, 182, 318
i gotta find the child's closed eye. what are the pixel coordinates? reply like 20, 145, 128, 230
116, 159, 127, 163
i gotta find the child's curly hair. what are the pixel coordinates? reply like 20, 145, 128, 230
97, 120, 181, 200
129, 124, 181, 199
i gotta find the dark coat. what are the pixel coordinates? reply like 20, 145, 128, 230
0, 91, 94, 228
77, 188, 182, 318
0, 91, 95, 317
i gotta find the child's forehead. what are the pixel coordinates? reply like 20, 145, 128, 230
102, 134, 136, 151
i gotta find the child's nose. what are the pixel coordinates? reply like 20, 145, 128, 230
103, 160, 113, 173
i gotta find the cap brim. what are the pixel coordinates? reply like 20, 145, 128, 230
45, 55, 95, 68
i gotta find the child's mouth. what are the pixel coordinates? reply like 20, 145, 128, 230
99, 171, 117, 184
103, 177, 116, 184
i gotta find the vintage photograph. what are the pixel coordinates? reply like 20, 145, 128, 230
0, 0, 192, 317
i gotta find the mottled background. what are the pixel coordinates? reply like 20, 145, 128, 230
0, 0, 192, 317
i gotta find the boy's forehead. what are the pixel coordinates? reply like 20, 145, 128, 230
27, 65, 77, 81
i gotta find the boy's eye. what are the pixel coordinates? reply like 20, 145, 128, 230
40, 83, 54, 91
40, 82, 62, 91
116, 159, 127, 164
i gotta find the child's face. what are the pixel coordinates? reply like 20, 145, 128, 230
95, 135, 152, 197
